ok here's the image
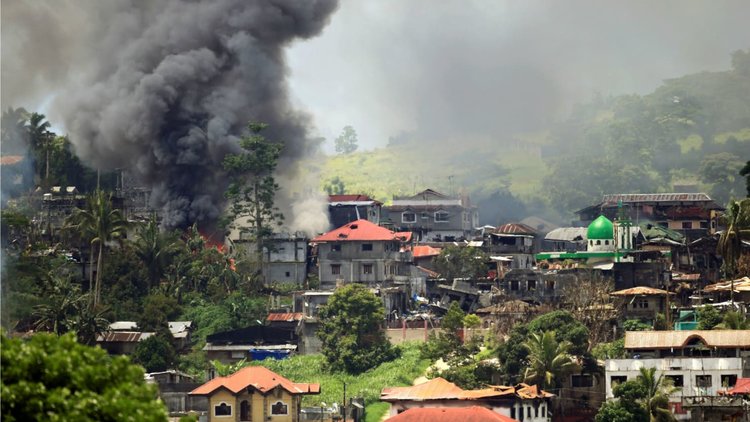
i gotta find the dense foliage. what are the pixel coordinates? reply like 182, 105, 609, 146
1, 332, 167, 421
318, 284, 400, 374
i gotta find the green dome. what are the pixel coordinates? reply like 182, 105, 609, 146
587, 215, 614, 240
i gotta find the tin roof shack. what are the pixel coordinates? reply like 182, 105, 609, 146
96, 331, 154, 355
576, 193, 723, 242
704, 276, 750, 304
610, 286, 673, 325
266, 312, 303, 331
487, 223, 537, 270
605, 330, 750, 421
311, 219, 413, 289
203, 326, 297, 374
380, 377, 552, 421
385, 189, 478, 242
190, 366, 320, 422
328, 194, 382, 228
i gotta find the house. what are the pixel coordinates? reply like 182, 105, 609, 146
203, 326, 298, 372
576, 193, 723, 242
145, 370, 206, 416
292, 291, 334, 354
542, 227, 587, 252
169, 321, 193, 351
385, 189, 478, 242
604, 330, 750, 420
311, 219, 413, 289
385, 406, 518, 422
229, 231, 309, 286
380, 377, 552, 421
266, 312, 303, 331
487, 223, 537, 269
96, 331, 154, 355
610, 286, 673, 325
189, 366, 320, 422
328, 194, 382, 228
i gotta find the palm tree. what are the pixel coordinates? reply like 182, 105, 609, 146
715, 310, 749, 330
717, 198, 750, 301
25, 112, 54, 185
65, 190, 128, 308
133, 215, 179, 289
1, 107, 29, 155
32, 272, 87, 335
634, 367, 678, 422
523, 330, 579, 390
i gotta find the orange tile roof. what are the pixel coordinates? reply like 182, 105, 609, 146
190, 366, 320, 396
311, 219, 405, 243
380, 378, 553, 402
385, 406, 518, 422
413, 245, 441, 258
724, 378, 750, 395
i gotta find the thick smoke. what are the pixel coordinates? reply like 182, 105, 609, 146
2, 0, 337, 233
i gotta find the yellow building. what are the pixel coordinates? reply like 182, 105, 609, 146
189, 366, 320, 422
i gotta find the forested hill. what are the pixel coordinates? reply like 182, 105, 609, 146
319, 49, 750, 225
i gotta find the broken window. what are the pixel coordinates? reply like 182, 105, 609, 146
665, 375, 684, 387
331, 243, 341, 252
721, 374, 737, 388
696, 375, 712, 388
527, 280, 536, 291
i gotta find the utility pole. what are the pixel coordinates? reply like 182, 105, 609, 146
342, 382, 347, 421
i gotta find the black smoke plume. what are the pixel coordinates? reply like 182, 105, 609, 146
2, 0, 338, 231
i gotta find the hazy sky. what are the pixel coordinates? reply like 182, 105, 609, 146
285, 1, 750, 152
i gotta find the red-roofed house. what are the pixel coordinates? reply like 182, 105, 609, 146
311, 219, 413, 288
380, 377, 552, 421
385, 406, 518, 422
189, 366, 319, 421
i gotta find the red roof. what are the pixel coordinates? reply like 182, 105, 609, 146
495, 223, 536, 235
381, 378, 553, 402
267, 313, 303, 322
190, 366, 320, 396
413, 245, 441, 258
724, 378, 750, 395
385, 406, 517, 422
0, 155, 23, 165
312, 219, 405, 243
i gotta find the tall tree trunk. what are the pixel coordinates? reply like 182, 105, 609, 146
89, 247, 95, 295
95, 242, 104, 307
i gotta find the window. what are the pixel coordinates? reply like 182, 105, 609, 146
240, 400, 250, 421
611, 376, 627, 387
546, 280, 555, 290
215, 403, 232, 416
682, 221, 692, 229
331, 243, 341, 252
402, 212, 416, 223
434, 211, 449, 222
604, 239, 609, 245
363, 264, 373, 275
331, 264, 341, 275
271, 401, 288, 415
596, 240, 601, 245
361, 243, 373, 252
510, 280, 519, 291
721, 374, 738, 388
285, 271, 291, 277
700, 221, 709, 229
634, 299, 649, 309
696, 375, 712, 388
665, 375, 683, 387
571, 374, 594, 388
527, 280, 536, 291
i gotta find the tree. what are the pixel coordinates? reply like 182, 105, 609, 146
421, 301, 465, 360
717, 198, 750, 279
323, 176, 346, 195
32, 272, 87, 336
739, 160, 750, 197
1, 107, 29, 156
1, 332, 167, 421
636, 367, 678, 422
223, 123, 284, 288
65, 189, 128, 308
25, 112, 54, 186
715, 310, 749, 330
696, 305, 722, 330
699, 153, 746, 204
561, 272, 618, 348
133, 335, 177, 373
318, 284, 399, 373
595, 381, 650, 422
334, 125, 358, 154
434, 245, 489, 283
523, 331, 579, 390
134, 216, 180, 289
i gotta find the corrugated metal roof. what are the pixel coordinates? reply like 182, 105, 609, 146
624, 330, 750, 349
97, 331, 154, 343
267, 312, 303, 322
704, 277, 750, 292
495, 223, 537, 235
611, 286, 673, 296
602, 193, 713, 203
544, 227, 587, 242
109, 321, 138, 331
385, 407, 518, 422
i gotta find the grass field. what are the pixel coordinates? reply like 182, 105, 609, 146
250, 342, 431, 421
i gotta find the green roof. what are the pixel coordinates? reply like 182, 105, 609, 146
587, 215, 613, 240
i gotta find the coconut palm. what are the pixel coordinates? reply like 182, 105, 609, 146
25, 112, 54, 185
635, 367, 678, 422
523, 330, 579, 389
32, 272, 87, 335
715, 310, 749, 330
133, 215, 179, 289
717, 198, 750, 301
65, 190, 128, 308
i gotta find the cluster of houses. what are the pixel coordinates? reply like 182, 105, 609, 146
24, 185, 750, 420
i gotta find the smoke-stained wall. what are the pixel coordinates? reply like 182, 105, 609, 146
2, 0, 338, 233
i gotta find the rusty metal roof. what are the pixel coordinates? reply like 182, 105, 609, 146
624, 330, 750, 349
611, 286, 673, 296
381, 378, 552, 402
97, 331, 154, 343
266, 313, 303, 322
495, 223, 537, 235
602, 193, 714, 204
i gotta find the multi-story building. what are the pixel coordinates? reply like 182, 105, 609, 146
576, 193, 723, 242
385, 189, 478, 242
311, 219, 412, 289
229, 231, 309, 286
327, 194, 382, 228
604, 330, 750, 420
